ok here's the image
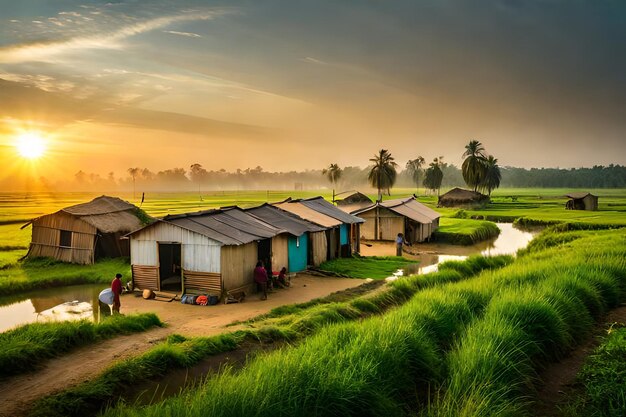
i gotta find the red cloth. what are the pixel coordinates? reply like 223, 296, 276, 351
111, 277, 122, 302
253, 266, 268, 283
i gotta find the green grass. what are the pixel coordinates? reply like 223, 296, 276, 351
0, 313, 162, 378
433, 217, 501, 245
33, 255, 515, 417
317, 255, 417, 279
97, 227, 626, 417
0, 257, 131, 297
562, 324, 626, 417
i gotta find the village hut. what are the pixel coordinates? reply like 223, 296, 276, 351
127, 207, 289, 297
297, 197, 364, 256
354, 196, 440, 243
22, 195, 149, 264
565, 192, 598, 211
438, 187, 490, 208
336, 191, 373, 214
246, 204, 326, 272
273, 200, 342, 264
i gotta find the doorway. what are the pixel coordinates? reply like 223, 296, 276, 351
257, 239, 272, 271
158, 243, 182, 292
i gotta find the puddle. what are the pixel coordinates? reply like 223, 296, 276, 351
0, 284, 110, 332
383, 223, 538, 280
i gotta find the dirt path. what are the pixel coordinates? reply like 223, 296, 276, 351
0, 274, 365, 417
534, 304, 626, 416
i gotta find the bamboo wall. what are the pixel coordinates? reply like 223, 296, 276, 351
28, 212, 97, 264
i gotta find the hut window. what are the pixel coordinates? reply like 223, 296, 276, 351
59, 230, 72, 247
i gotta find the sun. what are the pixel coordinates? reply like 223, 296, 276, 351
15, 132, 46, 159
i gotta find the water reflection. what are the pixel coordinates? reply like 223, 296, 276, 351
0, 284, 106, 332
381, 223, 538, 280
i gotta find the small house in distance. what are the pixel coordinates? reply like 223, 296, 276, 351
22, 196, 149, 264
336, 191, 373, 214
127, 207, 287, 296
565, 192, 598, 211
354, 196, 440, 243
438, 187, 490, 208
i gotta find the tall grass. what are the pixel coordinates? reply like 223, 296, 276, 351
433, 218, 501, 245
100, 228, 626, 417
37, 255, 514, 417
0, 313, 162, 378
317, 255, 417, 279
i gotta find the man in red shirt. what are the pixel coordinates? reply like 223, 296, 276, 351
111, 273, 123, 314
253, 261, 268, 300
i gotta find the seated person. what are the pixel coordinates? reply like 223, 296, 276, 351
276, 267, 290, 288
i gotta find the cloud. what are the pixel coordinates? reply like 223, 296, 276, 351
301, 56, 328, 65
0, 11, 223, 64
163, 30, 202, 38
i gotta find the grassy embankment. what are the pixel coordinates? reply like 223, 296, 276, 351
561, 324, 626, 417
432, 217, 501, 245
31, 255, 513, 417
96, 226, 626, 417
316, 255, 417, 279
0, 313, 162, 378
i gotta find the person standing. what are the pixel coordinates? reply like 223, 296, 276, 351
253, 261, 269, 300
111, 273, 123, 314
396, 233, 405, 256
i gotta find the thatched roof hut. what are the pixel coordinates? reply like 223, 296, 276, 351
23, 196, 150, 264
336, 191, 373, 214
438, 187, 490, 208
565, 192, 598, 211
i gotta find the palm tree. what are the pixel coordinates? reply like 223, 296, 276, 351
405, 156, 425, 194
127, 167, 140, 199
423, 157, 444, 196
480, 155, 501, 196
322, 163, 342, 187
368, 149, 398, 201
462, 140, 487, 192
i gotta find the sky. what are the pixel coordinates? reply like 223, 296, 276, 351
0, 0, 625, 184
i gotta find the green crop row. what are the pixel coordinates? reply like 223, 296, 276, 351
100, 228, 626, 417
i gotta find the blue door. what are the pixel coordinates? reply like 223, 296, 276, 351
288, 234, 309, 272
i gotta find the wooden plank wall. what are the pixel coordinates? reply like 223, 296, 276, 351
220, 242, 258, 292
132, 264, 159, 291
183, 270, 222, 294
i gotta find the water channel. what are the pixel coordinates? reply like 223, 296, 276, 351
0, 223, 538, 333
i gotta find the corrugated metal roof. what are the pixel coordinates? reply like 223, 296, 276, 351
274, 201, 342, 228
247, 204, 325, 236
129, 207, 285, 245
354, 197, 440, 224
298, 197, 364, 224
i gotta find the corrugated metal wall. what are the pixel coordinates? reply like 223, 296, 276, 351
28, 212, 97, 264
130, 222, 221, 272
288, 234, 308, 272
220, 242, 258, 292
310, 231, 327, 266
271, 234, 289, 272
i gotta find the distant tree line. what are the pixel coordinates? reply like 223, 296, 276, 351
29, 162, 624, 193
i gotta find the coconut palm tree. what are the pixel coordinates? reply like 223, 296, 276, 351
423, 156, 444, 196
462, 140, 487, 192
368, 149, 398, 201
127, 167, 140, 199
480, 155, 501, 196
322, 163, 342, 187
405, 156, 425, 194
